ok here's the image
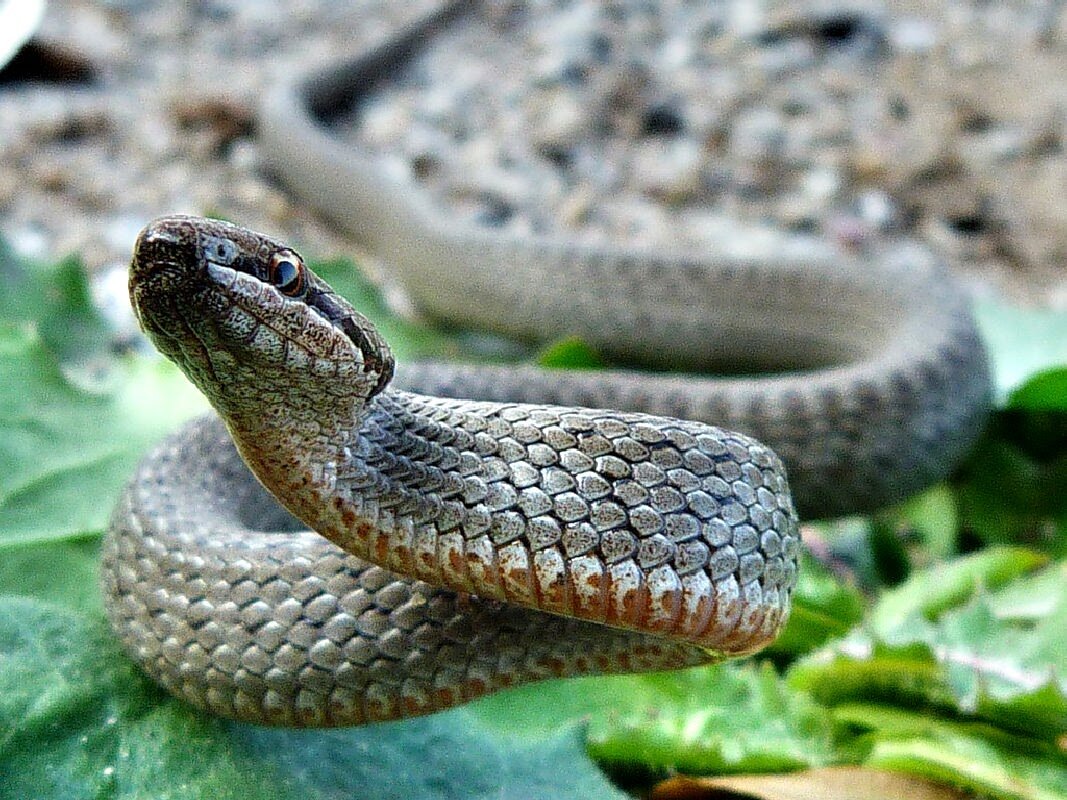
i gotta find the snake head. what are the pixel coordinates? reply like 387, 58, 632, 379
129, 215, 394, 422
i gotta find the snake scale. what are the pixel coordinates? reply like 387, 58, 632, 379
102, 6, 991, 728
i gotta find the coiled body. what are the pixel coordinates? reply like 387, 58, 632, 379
103, 13, 991, 724
104, 216, 816, 726
101, 4, 990, 725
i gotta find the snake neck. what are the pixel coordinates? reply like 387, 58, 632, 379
228, 389, 464, 554
219, 382, 374, 521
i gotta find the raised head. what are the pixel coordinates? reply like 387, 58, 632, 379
129, 215, 394, 427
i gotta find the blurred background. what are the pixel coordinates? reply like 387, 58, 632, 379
2, 0, 1066, 315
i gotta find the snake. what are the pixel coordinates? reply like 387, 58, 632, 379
101, 6, 991, 729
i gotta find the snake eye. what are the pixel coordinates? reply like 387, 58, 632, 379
268, 251, 306, 297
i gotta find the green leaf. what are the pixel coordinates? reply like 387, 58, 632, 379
834, 705, 1067, 800
0, 597, 630, 800
0, 243, 111, 369
1008, 368, 1067, 412
869, 546, 1047, 635
0, 323, 205, 547
583, 663, 835, 775
790, 557, 1067, 742
469, 663, 835, 776
535, 336, 606, 369
0, 538, 102, 613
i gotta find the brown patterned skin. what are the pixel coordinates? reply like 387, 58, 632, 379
103, 215, 800, 726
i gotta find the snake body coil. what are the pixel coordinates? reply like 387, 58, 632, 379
104, 11, 990, 727
104, 216, 805, 726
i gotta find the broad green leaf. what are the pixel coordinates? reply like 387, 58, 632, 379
0, 241, 206, 549
834, 705, 1067, 800
869, 546, 1047, 634
989, 560, 1067, 620
0, 323, 204, 546
583, 662, 835, 775
0, 538, 102, 613
0, 597, 630, 800
790, 557, 1067, 742
0, 244, 111, 369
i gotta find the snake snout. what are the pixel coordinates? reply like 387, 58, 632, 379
130, 217, 204, 292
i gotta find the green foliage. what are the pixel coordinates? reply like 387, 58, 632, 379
789, 555, 1067, 799
535, 335, 607, 369
584, 662, 835, 775
0, 598, 628, 800
1, 240, 1065, 798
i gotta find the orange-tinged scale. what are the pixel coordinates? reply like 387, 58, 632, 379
532, 547, 571, 615
606, 559, 648, 627
644, 564, 683, 632
332, 513, 374, 557
678, 571, 715, 640
362, 690, 394, 723
339, 507, 358, 530
429, 686, 454, 711
400, 696, 425, 718
568, 555, 608, 620
538, 655, 568, 677
703, 575, 742, 648
411, 527, 441, 582
438, 532, 473, 593
497, 541, 536, 606
722, 581, 766, 652
385, 522, 415, 574
463, 674, 491, 700
465, 534, 506, 601
387, 543, 415, 575
372, 529, 393, 566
